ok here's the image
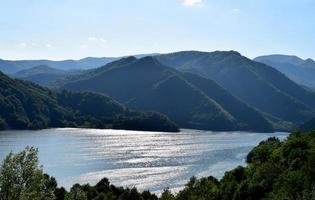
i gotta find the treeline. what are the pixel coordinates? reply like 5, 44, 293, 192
0, 72, 178, 132
1, 130, 315, 200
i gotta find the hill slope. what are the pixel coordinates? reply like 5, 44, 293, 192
300, 118, 315, 132
254, 54, 315, 90
0, 72, 178, 132
156, 51, 315, 124
12, 65, 69, 85
61, 56, 273, 132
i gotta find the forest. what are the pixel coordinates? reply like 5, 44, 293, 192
0, 72, 178, 132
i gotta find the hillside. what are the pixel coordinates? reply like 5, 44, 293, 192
156, 51, 315, 125
0, 59, 21, 74
12, 65, 69, 85
300, 117, 315, 132
254, 54, 315, 90
0, 72, 178, 132
61, 56, 273, 132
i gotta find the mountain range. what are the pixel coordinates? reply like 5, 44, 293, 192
2, 50, 315, 132
11, 65, 71, 86
60, 56, 274, 132
254, 54, 315, 90
0, 57, 117, 74
156, 51, 315, 125
0, 72, 178, 132
0, 53, 159, 74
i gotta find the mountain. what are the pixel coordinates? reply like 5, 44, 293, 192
156, 51, 315, 125
0, 54, 160, 74
0, 71, 178, 132
0, 59, 21, 74
300, 118, 315, 132
0, 57, 118, 74
181, 72, 273, 131
254, 54, 315, 90
60, 56, 273, 132
12, 65, 69, 86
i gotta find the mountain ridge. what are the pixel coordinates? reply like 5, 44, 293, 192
60, 56, 274, 132
156, 51, 315, 124
254, 54, 315, 90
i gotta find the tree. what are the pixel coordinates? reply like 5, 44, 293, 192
65, 184, 87, 200
159, 188, 175, 200
0, 146, 55, 200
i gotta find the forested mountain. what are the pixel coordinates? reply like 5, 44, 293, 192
156, 51, 315, 125
0, 72, 178, 132
60, 56, 273, 132
12, 65, 69, 86
254, 54, 315, 90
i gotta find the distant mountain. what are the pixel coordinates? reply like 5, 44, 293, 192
12, 65, 69, 86
300, 117, 315, 132
0, 59, 21, 74
156, 51, 315, 124
0, 71, 178, 132
254, 54, 315, 90
0, 53, 160, 74
60, 56, 273, 132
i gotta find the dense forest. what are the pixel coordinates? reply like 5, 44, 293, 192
1, 130, 314, 200
0, 72, 178, 132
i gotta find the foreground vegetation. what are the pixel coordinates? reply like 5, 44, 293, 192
1, 130, 315, 200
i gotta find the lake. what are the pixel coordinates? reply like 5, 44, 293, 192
0, 128, 289, 194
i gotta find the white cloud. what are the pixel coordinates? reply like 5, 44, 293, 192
233, 8, 240, 12
88, 37, 107, 44
80, 44, 88, 49
99, 38, 107, 43
46, 44, 52, 48
183, 0, 203, 7
88, 37, 97, 41
19, 42, 27, 47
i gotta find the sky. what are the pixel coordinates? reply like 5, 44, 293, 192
0, 0, 314, 60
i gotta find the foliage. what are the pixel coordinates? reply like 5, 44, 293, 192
0, 147, 55, 200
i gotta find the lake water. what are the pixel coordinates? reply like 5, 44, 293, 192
0, 128, 289, 194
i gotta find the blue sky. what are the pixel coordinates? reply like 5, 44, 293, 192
0, 0, 314, 60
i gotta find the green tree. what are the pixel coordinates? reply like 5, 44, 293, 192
65, 184, 87, 200
159, 188, 175, 200
0, 146, 55, 200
